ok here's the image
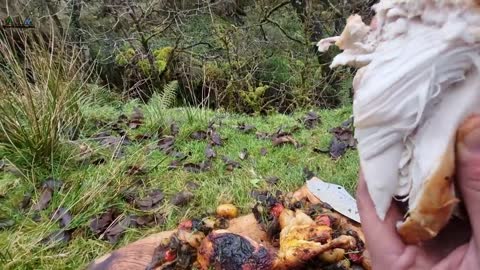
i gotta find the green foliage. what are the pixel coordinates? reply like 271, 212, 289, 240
153, 47, 173, 61
257, 56, 292, 85
0, 102, 358, 269
83, 0, 367, 110
137, 58, 151, 75
338, 75, 354, 107
115, 48, 136, 66
160, 80, 179, 109
240, 84, 268, 113
145, 80, 179, 129
0, 32, 90, 167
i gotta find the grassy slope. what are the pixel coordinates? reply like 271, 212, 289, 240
0, 96, 359, 269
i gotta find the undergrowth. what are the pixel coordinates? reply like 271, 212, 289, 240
0, 31, 92, 168
0, 99, 359, 269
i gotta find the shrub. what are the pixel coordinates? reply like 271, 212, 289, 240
0, 31, 91, 166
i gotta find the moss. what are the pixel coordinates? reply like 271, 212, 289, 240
204, 62, 225, 79
241, 84, 268, 112
153, 47, 174, 61
115, 48, 136, 66
137, 59, 151, 75
154, 59, 167, 73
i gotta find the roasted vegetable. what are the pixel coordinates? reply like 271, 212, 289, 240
216, 204, 239, 219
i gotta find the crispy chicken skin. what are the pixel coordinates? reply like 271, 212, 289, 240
274, 209, 356, 269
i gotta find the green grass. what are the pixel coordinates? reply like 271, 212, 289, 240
0, 100, 359, 269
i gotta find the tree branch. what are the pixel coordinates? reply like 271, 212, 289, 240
264, 18, 305, 45
261, 0, 291, 22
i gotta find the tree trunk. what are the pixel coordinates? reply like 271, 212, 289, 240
69, 0, 83, 42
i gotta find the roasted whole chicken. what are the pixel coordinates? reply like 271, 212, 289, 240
147, 191, 371, 270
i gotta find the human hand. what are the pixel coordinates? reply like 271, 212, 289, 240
356, 115, 480, 269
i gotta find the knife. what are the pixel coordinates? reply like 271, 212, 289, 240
306, 177, 361, 223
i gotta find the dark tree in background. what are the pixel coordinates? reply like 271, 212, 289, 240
0, 0, 376, 112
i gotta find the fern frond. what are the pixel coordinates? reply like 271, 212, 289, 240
160, 80, 178, 109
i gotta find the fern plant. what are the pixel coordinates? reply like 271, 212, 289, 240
145, 80, 178, 131
338, 74, 353, 107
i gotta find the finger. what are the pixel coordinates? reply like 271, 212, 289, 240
356, 173, 406, 257
422, 216, 471, 261
456, 114, 480, 253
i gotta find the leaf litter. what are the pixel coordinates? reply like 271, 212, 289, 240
205, 144, 216, 159
128, 107, 144, 129
183, 161, 212, 173
171, 191, 194, 206
237, 123, 256, 133
33, 178, 63, 211
314, 117, 356, 159
272, 132, 299, 148
133, 189, 165, 211
301, 111, 320, 129
89, 208, 132, 244
41, 207, 74, 245
221, 156, 241, 171
51, 207, 73, 228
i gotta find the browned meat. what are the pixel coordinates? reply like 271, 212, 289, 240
273, 209, 357, 270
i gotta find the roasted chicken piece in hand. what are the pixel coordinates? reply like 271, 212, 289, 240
197, 230, 274, 270
274, 209, 356, 269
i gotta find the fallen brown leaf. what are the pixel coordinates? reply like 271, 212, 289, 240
171, 191, 194, 206
168, 160, 182, 170
191, 130, 207, 140
33, 179, 63, 211
105, 216, 131, 244
41, 230, 72, 245
301, 111, 320, 129
19, 192, 32, 210
222, 156, 241, 171
134, 134, 152, 141
316, 118, 356, 159
272, 135, 299, 148
130, 213, 165, 228
266, 176, 279, 185
183, 161, 211, 173
134, 189, 165, 210
209, 130, 223, 146
205, 145, 216, 159
157, 136, 175, 154
51, 207, 72, 228
89, 208, 119, 236
237, 123, 256, 133
186, 181, 200, 191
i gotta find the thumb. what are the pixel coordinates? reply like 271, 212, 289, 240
456, 114, 480, 247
